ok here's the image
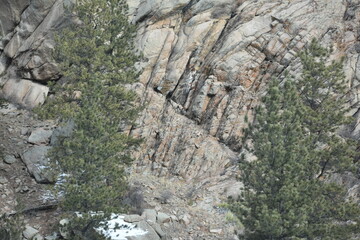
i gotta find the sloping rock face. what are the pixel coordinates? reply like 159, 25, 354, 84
129, 0, 360, 181
1, 0, 360, 182
0, 0, 69, 108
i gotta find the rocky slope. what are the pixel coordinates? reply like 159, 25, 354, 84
0, 103, 239, 239
1, 0, 360, 239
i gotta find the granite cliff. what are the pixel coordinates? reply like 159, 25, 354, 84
1, 0, 360, 239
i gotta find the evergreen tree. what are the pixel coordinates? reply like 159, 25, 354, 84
36, 0, 140, 237
297, 39, 356, 176
229, 41, 360, 239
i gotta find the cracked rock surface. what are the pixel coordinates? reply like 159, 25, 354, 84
2, 0, 360, 181
129, 0, 360, 182
1, 0, 360, 238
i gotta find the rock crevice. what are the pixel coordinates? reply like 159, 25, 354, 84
1, 0, 359, 181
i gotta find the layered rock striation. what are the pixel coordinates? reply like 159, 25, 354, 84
0, 0, 69, 108
1, 0, 360, 182
130, 0, 360, 181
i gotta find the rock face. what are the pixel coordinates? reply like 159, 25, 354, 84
1, 2, 360, 238
0, 0, 29, 36
129, 0, 360, 182
21, 146, 55, 183
1, 0, 360, 183
28, 128, 53, 145
0, 0, 68, 108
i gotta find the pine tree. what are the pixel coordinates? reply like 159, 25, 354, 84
297, 39, 356, 176
229, 41, 360, 239
36, 0, 140, 237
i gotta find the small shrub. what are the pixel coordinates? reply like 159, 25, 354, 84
0, 97, 7, 107
59, 213, 107, 240
122, 187, 145, 215
0, 214, 25, 240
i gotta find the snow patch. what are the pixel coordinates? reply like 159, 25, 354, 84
96, 214, 148, 240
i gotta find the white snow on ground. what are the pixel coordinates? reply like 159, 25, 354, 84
41, 189, 57, 202
41, 173, 69, 202
96, 214, 148, 240
55, 173, 69, 185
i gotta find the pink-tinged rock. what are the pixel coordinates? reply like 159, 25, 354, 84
1, 78, 49, 109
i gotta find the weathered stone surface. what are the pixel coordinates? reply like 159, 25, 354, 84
0, 0, 30, 36
157, 212, 171, 224
0, 176, 8, 184
28, 128, 53, 145
0, 0, 69, 108
179, 214, 190, 225
20, 127, 29, 135
0, 0, 359, 239
127, 0, 354, 183
23, 225, 39, 239
209, 228, 222, 234
148, 221, 166, 238
3, 154, 16, 164
1, 0, 359, 183
21, 146, 55, 183
133, 0, 190, 23
142, 209, 157, 223
1, 78, 49, 109
0, 103, 17, 115
128, 221, 161, 240
44, 233, 58, 240
59, 219, 70, 239
32, 233, 44, 240
124, 214, 145, 223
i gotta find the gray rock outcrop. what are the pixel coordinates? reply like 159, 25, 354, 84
3, 154, 16, 164
130, 221, 161, 240
1, 0, 360, 226
129, 0, 360, 182
21, 146, 55, 183
2, 0, 360, 182
23, 225, 39, 239
0, 0, 69, 108
28, 128, 53, 145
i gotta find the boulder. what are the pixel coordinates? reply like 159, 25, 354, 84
3, 154, 16, 164
0, 103, 17, 115
157, 212, 171, 224
179, 214, 190, 225
59, 219, 70, 239
20, 127, 29, 135
23, 225, 39, 239
28, 128, 53, 145
21, 146, 55, 183
44, 233, 58, 240
127, 220, 160, 240
142, 209, 157, 223
0, 176, 8, 184
124, 214, 144, 223
32, 233, 44, 240
148, 221, 166, 238
1, 79, 49, 109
